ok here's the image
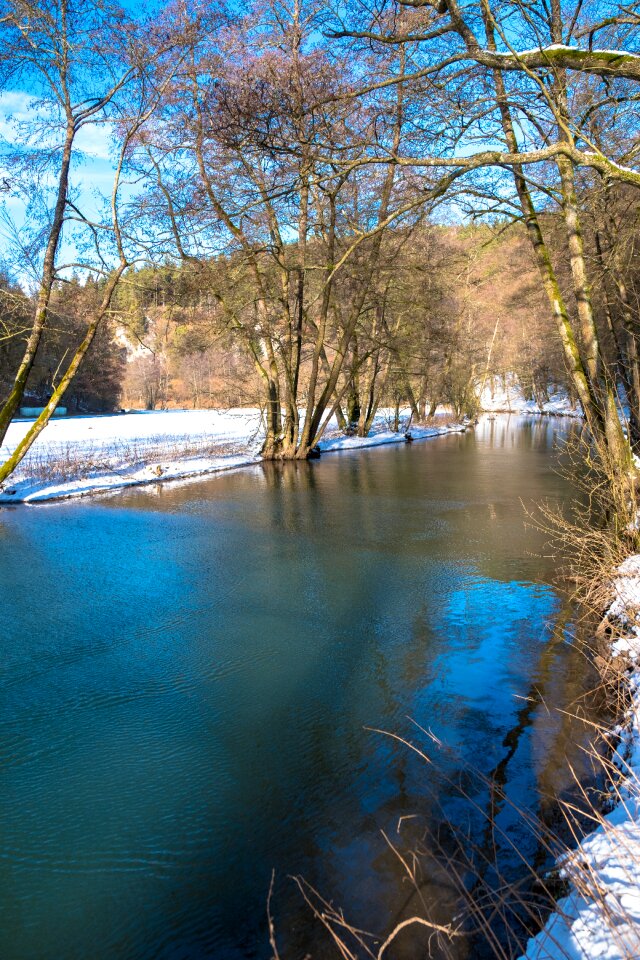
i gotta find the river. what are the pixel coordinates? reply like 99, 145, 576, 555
0, 415, 600, 959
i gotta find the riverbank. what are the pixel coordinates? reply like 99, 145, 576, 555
521, 559, 640, 960
0, 408, 468, 503
480, 382, 582, 417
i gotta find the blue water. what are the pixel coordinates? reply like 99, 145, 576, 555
0, 416, 596, 958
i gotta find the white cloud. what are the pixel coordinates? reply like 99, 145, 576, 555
0, 89, 116, 162
0, 90, 38, 143
75, 120, 116, 162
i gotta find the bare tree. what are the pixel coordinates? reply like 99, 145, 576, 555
134, 0, 448, 458
0, 0, 184, 484
330, 0, 640, 492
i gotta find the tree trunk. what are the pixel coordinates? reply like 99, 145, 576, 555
0, 120, 76, 448
0, 266, 126, 487
556, 155, 632, 472
480, 5, 607, 447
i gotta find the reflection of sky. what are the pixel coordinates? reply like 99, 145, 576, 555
433, 574, 558, 718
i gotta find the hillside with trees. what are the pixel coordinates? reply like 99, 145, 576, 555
111, 222, 569, 420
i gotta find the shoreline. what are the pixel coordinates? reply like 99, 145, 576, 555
4, 404, 636, 957
520, 559, 640, 959
0, 413, 471, 505
0, 402, 581, 506
484, 408, 583, 418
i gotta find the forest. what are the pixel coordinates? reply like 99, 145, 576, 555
0, 0, 639, 477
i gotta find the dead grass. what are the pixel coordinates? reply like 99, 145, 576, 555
268, 670, 640, 959
10, 433, 251, 484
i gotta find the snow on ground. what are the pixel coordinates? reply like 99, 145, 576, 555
0, 408, 265, 503
0, 382, 586, 504
4, 407, 264, 454
317, 420, 467, 452
0, 408, 467, 503
480, 380, 582, 417
521, 559, 640, 960
0, 376, 587, 505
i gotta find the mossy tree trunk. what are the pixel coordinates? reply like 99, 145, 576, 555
0, 266, 127, 487
0, 120, 76, 449
480, 1, 634, 488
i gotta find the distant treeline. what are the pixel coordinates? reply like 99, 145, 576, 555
0, 275, 124, 414
4, 207, 637, 426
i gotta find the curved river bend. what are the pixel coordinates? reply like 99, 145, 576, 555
0, 416, 598, 959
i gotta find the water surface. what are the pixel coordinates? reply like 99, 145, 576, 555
0, 416, 597, 958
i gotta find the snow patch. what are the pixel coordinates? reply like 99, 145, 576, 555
0, 409, 265, 503
480, 380, 582, 417
0, 408, 468, 503
520, 557, 640, 960
582, 153, 640, 179
318, 421, 466, 452
490, 45, 640, 64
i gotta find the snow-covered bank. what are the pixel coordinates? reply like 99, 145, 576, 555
521, 560, 640, 960
0, 409, 265, 503
317, 420, 467, 452
0, 409, 467, 503
480, 381, 582, 417
0, 380, 585, 505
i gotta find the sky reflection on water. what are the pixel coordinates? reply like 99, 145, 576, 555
0, 416, 597, 959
